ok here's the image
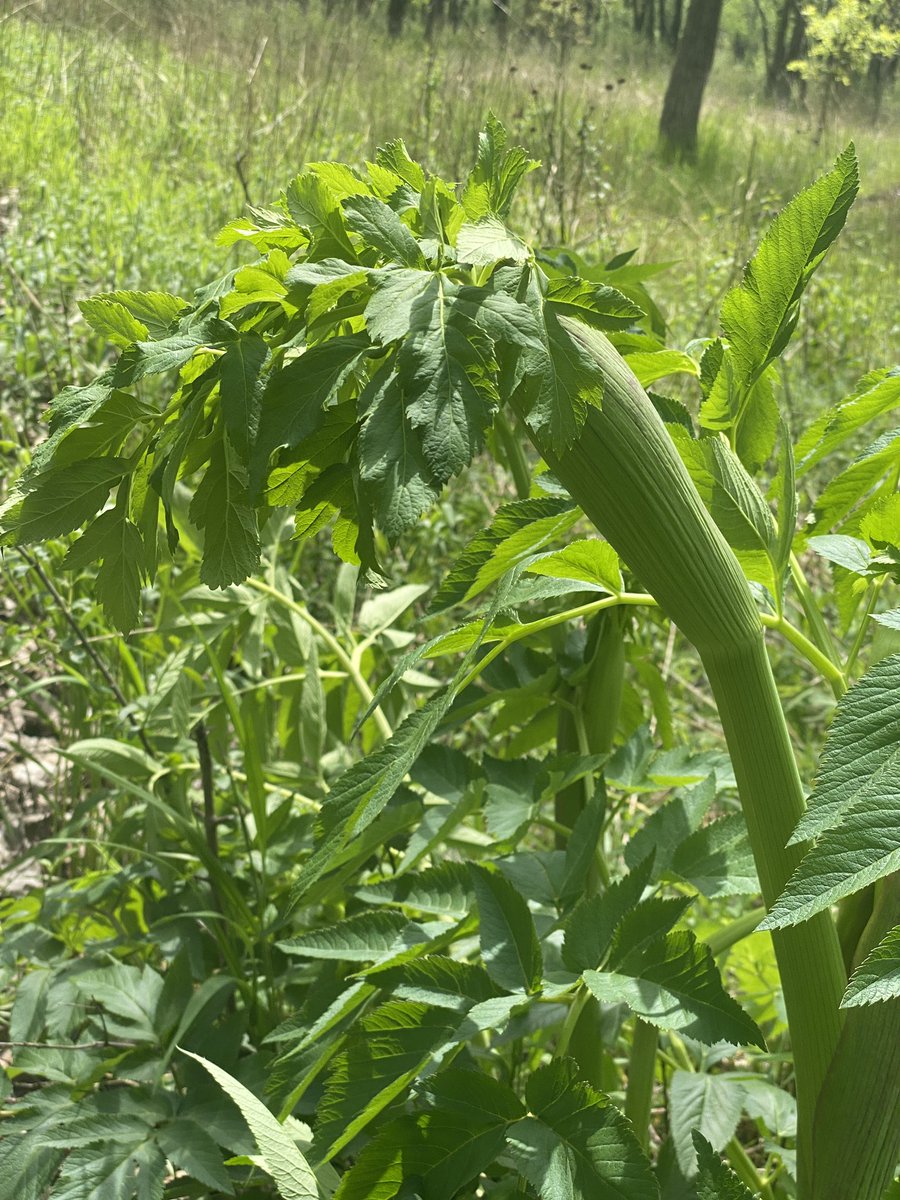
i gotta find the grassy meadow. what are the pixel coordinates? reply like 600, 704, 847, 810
1, 0, 897, 434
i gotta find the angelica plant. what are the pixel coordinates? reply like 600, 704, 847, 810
3, 120, 898, 1200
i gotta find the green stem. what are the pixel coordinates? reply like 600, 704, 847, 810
517, 322, 848, 1194
245, 576, 393, 742
624, 1018, 658, 1151
706, 908, 764, 957
760, 613, 846, 698
494, 410, 532, 499
726, 1136, 775, 1198
844, 577, 884, 677
810, 874, 900, 1200
790, 552, 841, 665
456, 592, 653, 695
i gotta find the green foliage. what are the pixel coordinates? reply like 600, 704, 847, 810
763, 655, 900, 928
3, 115, 899, 1200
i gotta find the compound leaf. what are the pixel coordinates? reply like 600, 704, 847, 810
841, 925, 900, 1008
721, 144, 859, 385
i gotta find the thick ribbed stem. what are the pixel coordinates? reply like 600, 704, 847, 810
516, 321, 849, 1194
704, 636, 845, 1173
811, 875, 900, 1200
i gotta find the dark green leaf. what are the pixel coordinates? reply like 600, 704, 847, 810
357, 366, 440, 540
693, 1132, 755, 1199
312, 1000, 460, 1162
343, 193, 424, 267
3, 457, 129, 546
189, 439, 260, 588
583, 931, 765, 1048
470, 863, 543, 994
763, 655, 900, 927
504, 1058, 658, 1200
219, 331, 268, 462
251, 335, 369, 492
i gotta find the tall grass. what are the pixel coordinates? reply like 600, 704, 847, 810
0, 0, 897, 427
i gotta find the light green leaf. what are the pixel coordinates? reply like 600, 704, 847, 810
624, 349, 699, 388
526, 539, 622, 593
669, 1072, 745, 1176
181, 1050, 318, 1199
461, 115, 539, 220
841, 925, 900, 1008
720, 144, 859, 384
285, 171, 356, 258
806, 533, 871, 575
457, 216, 530, 266
797, 366, 900, 476
278, 911, 427, 962
79, 297, 149, 347
470, 863, 543, 994
432, 495, 578, 610
812, 429, 900, 532
583, 931, 765, 1048
89, 290, 189, 339
375, 137, 426, 193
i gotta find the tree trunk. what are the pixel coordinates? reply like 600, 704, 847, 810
658, 0, 724, 158
424, 0, 445, 40
387, 0, 407, 38
667, 0, 683, 47
765, 0, 805, 98
448, 0, 466, 28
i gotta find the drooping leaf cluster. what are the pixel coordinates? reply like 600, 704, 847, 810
1, 117, 651, 630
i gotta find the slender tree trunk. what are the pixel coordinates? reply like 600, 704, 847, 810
765, 0, 805, 97
424, 0, 445, 40
387, 0, 407, 38
658, 0, 724, 158
448, 0, 466, 28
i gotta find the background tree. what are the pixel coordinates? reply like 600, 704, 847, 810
790, 0, 900, 130
658, 0, 725, 156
